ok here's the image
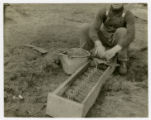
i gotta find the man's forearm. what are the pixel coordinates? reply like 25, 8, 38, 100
104, 44, 122, 60
112, 44, 122, 53
94, 40, 106, 57
95, 40, 103, 47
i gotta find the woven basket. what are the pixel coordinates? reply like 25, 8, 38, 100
59, 48, 90, 74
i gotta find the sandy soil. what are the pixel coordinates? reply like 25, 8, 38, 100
4, 3, 148, 117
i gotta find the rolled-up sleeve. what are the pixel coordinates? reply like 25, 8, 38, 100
89, 8, 106, 42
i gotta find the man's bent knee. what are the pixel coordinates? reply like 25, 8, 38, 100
116, 27, 127, 35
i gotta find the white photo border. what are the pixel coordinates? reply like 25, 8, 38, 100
0, 0, 150, 120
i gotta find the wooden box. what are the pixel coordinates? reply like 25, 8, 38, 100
46, 61, 115, 117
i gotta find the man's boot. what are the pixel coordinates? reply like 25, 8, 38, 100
119, 61, 127, 75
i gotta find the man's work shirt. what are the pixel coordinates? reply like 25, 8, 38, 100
89, 6, 135, 48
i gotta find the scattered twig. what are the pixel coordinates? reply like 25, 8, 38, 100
24, 44, 48, 55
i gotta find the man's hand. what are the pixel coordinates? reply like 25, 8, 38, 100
94, 40, 106, 58
105, 45, 122, 60
105, 49, 116, 60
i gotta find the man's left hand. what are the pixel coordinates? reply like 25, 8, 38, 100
105, 49, 116, 60
105, 45, 122, 60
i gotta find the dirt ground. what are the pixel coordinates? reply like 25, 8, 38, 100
4, 3, 148, 117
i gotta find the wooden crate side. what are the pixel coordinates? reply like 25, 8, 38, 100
82, 66, 115, 116
54, 62, 89, 95
46, 93, 84, 117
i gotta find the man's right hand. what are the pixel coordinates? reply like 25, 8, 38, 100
94, 40, 106, 58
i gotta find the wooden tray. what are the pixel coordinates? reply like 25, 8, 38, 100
46, 61, 116, 117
